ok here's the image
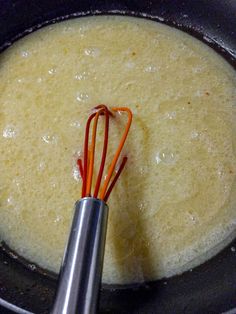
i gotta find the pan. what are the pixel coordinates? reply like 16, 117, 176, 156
0, 0, 236, 313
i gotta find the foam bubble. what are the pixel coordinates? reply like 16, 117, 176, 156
3, 125, 18, 138
42, 134, 58, 144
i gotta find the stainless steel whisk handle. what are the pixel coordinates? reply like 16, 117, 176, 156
51, 197, 109, 314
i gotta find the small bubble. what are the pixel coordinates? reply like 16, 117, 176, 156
54, 215, 62, 223
217, 170, 223, 177
84, 47, 100, 57
186, 212, 198, 224
73, 166, 82, 182
190, 130, 199, 140
62, 26, 73, 33
3, 125, 18, 138
231, 246, 236, 252
37, 77, 43, 83
192, 66, 203, 74
51, 182, 57, 189
216, 164, 225, 178
138, 202, 146, 213
42, 134, 58, 144
38, 161, 46, 172
156, 149, 178, 165
20, 51, 29, 58
114, 110, 123, 116
48, 68, 57, 75
76, 92, 89, 102
144, 65, 157, 73
79, 25, 88, 37
167, 111, 176, 120
6, 196, 20, 212
70, 121, 81, 128
74, 71, 88, 80
29, 264, 36, 271
12, 178, 21, 187
7, 196, 14, 205
139, 165, 148, 176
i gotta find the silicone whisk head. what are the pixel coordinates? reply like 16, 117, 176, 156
77, 105, 132, 202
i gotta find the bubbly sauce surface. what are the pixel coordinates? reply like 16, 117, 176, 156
1, 16, 236, 284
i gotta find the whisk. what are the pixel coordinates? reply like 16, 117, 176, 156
52, 105, 132, 314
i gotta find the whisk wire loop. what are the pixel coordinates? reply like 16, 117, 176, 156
77, 105, 132, 202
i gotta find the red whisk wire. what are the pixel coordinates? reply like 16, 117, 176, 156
104, 156, 128, 202
93, 106, 110, 198
77, 158, 84, 181
82, 113, 96, 197
86, 108, 105, 196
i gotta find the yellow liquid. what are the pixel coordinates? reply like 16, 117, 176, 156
0, 16, 236, 284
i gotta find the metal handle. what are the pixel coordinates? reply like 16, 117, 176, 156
51, 197, 109, 314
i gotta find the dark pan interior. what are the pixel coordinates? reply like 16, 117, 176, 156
1, 0, 236, 313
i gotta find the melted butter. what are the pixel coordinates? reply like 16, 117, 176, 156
0, 16, 236, 284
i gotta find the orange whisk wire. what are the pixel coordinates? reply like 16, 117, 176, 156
77, 105, 132, 202
99, 107, 132, 200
